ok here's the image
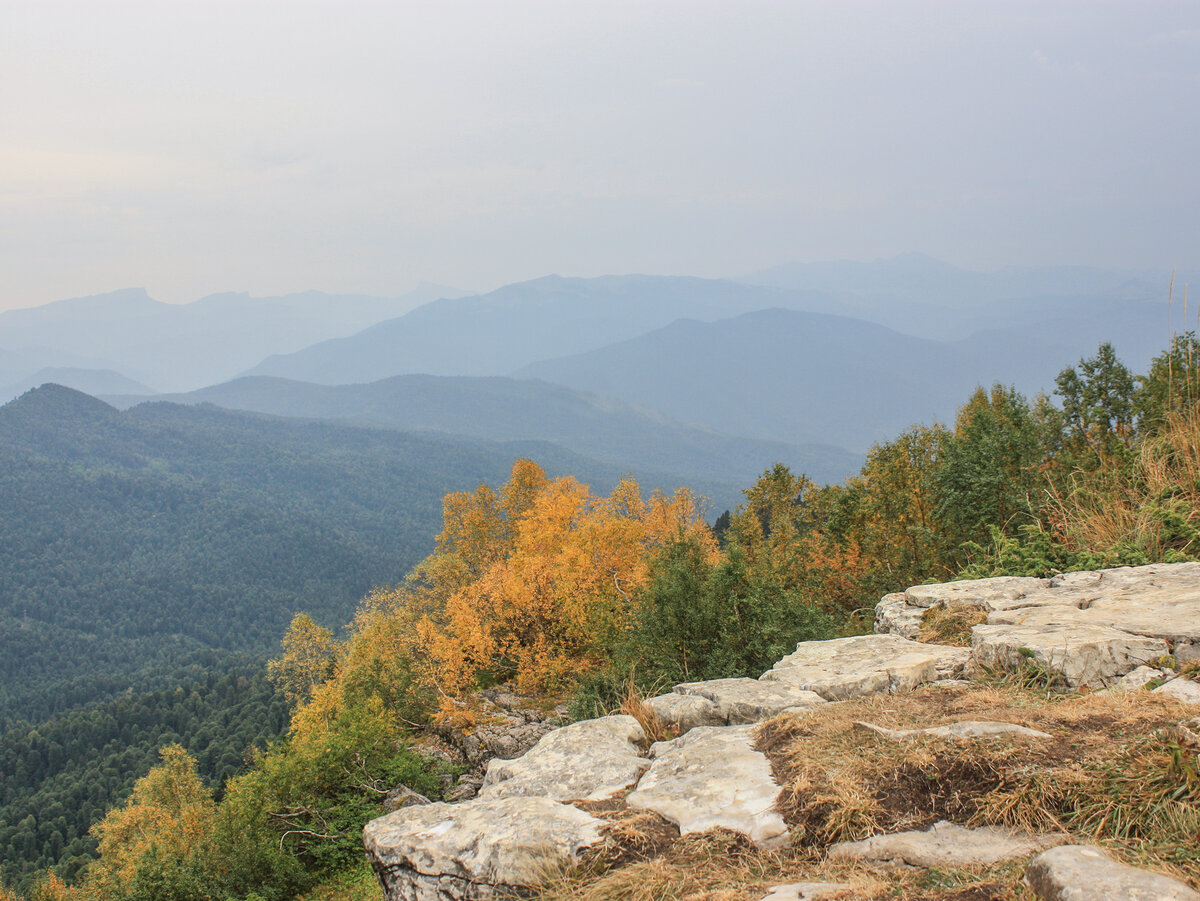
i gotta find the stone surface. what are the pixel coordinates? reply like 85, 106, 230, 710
644, 692, 723, 732
971, 622, 1169, 688
1177, 641, 1200, 666
854, 720, 1051, 741
1156, 677, 1200, 706
874, 592, 926, 639
903, 576, 1050, 611
1025, 844, 1200, 900
1115, 665, 1169, 691
759, 884, 852, 901
364, 796, 604, 901
675, 677, 827, 724
829, 820, 1066, 869
626, 724, 788, 848
479, 715, 648, 802
763, 635, 970, 700
383, 785, 431, 813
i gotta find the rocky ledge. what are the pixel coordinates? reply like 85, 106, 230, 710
364, 562, 1200, 901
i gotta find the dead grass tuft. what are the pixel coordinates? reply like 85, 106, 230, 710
620, 682, 682, 745
917, 604, 990, 647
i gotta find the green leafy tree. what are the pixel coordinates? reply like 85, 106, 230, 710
1055, 342, 1136, 465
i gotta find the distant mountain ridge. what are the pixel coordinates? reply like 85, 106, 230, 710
104, 373, 862, 486
243, 275, 832, 384
516, 304, 1172, 452
0, 283, 465, 392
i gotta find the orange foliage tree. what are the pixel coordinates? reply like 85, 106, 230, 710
419, 461, 715, 702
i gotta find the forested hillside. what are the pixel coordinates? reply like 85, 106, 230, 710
0, 385, 728, 730
0, 665, 287, 890
105, 374, 861, 486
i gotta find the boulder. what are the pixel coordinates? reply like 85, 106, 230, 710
971, 622, 1169, 688
874, 592, 925, 639
674, 677, 826, 724
1156, 677, 1200, 706
644, 692, 723, 732
1025, 844, 1200, 900
854, 720, 1051, 741
1114, 665, 1168, 691
626, 724, 788, 849
364, 796, 604, 901
763, 635, 970, 700
479, 715, 648, 802
829, 820, 1066, 868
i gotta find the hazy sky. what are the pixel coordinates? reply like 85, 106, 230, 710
2, 1, 1198, 310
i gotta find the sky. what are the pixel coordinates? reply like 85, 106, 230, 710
1, 0, 1198, 311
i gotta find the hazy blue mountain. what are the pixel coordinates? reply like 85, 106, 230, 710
243, 275, 831, 384
0, 283, 465, 392
516, 304, 1171, 453
740, 253, 1186, 340
103, 374, 861, 486
0, 367, 155, 403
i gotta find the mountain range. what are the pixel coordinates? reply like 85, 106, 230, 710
103, 374, 861, 487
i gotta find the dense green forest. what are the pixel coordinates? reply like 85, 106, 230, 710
2, 336, 1198, 900
0, 664, 287, 892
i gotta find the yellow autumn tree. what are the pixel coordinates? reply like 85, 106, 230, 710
267, 613, 339, 709
421, 461, 714, 702
83, 744, 215, 900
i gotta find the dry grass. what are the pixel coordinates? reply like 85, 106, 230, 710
1049, 409, 1200, 559
758, 684, 1200, 883
533, 683, 1200, 900
620, 682, 682, 745
917, 604, 990, 646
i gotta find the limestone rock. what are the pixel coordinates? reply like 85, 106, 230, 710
644, 692, 723, 732
763, 635, 970, 700
479, 715, 648, 802
1025, 844, 1200, 900
903, 576, 1050, 611
383, 785, 431, 813
759, 883, 852, 901
854, 720, 1051, 741
1156, 677, 1200, 706
364, 796, 604, 901
874, 592, 925, 639
675, 677, 827, 724
829, 820, 1066, 869
1114, 666, 1168, 691
1177, 641, 1200, 666
971, 622, 1169, 688
626, 724, 788, 848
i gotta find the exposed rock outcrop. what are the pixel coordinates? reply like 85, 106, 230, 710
365, 562, 1200, 900
875, 562, 1200, 687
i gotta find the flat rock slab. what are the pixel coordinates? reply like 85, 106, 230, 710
829, 820, 1066, 869
675, 677, 827, 724
971, 622, 1169, 688
763, 635, 970, 700
645, 692, 724, 732
626, 724, 788, 849
903, 576, 1050, 611
364, 796, 604, 901
759, 884, 852, 901
480, 715, 648, 802
1025, 845, 1200, 900
854, 720, 1051, 741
